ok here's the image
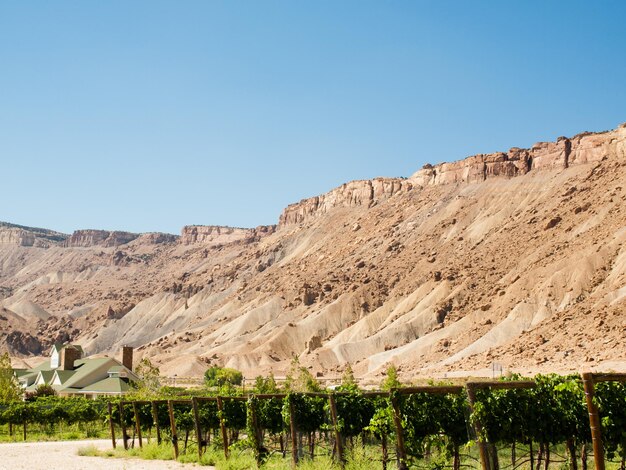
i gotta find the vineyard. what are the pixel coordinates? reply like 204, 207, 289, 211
1, 373, 626, 469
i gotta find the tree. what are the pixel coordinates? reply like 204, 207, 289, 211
284, 356, 321, 392
341, 364, 357, 388
204, 366, 243, 387
132, 357, 161, 397
380, 364, 402, 391
0, 352, 22, 402
253, 373, 279, 394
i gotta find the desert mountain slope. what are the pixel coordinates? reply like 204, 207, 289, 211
1, 123, 625, 379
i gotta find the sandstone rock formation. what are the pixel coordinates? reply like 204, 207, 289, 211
0, 228, 36, 247
181, 225, 275, 245
279, 178, 412, 226
279, 125, 625, 228
0, 222, 67, 248
64, 230, 140, 248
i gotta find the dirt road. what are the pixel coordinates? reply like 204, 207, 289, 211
0, 439, 209, 470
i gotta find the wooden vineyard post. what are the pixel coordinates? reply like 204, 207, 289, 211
108, 402, 116, 449
581, 372, 604, 470
328, 394, 345, 468
466, 384, 490, 470
119, 402, 129, 450
288, 397, 299, 468
390, 391, 408, 470
133, 402, 143, 448
216, 396, 229, 458
191, 397, 204, 463
168, 400, 179, 460
151, 401, 161, 444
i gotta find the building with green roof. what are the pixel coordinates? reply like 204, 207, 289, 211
17, 344, 139, 398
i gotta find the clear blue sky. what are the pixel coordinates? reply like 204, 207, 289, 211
1, 1, 625, 235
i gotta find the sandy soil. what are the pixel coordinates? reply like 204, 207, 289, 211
0, 439, 207, 470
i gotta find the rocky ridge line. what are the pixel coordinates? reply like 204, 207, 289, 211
63, 230, 141, 248
280, 124, 626, 227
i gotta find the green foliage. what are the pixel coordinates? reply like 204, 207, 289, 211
472, 374, 591, 451
253, 373, 279, 394
284, 357, 321, 392
24, 384, 57, 401
283, 393, 327, 434
380, 364, 402, 391
204, 366, 243, 387
332, 389, 376, 437
596, 380, 626, 460
222, 397, 247, 430
365, 398, 394, 438
251, 375, 284, 435
3, 370, 626, 469
132, 357, 161, 398
341, 364, 357, 388
400, 391, 469, 461
0, 396, 104, 428
0, 353, 21, 402
197, 399, 220, 430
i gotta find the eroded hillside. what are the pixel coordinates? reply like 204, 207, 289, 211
1, 124, 625, 379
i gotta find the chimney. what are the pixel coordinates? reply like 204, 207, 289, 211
122, 346, 133, 371
61, 346, 81, 371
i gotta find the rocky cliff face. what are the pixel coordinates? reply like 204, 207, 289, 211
279, 178, 412, 226
0, 228, 36, 247
280, 125, 626, 227
411, 124, 626, 186
134, 232, 179, 245
180, 225, 275, 245
0, 223, 68, 248
64, 230, 140, 248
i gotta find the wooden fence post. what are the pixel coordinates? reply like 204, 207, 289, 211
216, 396, 229, 458
133, 402, 143, 448
466, 383, 490, 470
119, 402, 128, 450
328, 394, 345, 468
168, 400, 179, 460
151, 401, 161, 444
389, 391, 408, 470
108, 402, 116, 449
581, 372, 605, 470
191, 397, 204, 462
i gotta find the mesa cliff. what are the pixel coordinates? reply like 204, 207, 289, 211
0, 222, 67, 247
280, 125, 626, 227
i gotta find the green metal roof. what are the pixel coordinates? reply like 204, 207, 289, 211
14, 369, 29, 377
30, 361, 55, 373
71, 377, 131, 394
39, 370, 55, 384
60, 357, 116, 390
53, 370, 76, 384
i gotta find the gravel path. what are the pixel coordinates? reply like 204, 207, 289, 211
0, 439, 211, 470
